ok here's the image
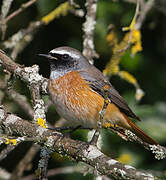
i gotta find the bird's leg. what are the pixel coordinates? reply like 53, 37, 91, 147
89, 84, 110, 146
76, 86, 110, 152
76, 86, 110, 153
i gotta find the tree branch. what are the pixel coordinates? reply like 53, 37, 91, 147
9, 144, 40, 180
0, 49, 48, 94
135, 0, 155, 29
0, 106, 165, 180
4, 0, 38, 24
0, 48, 166, 179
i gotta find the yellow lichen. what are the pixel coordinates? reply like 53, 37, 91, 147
5, 138, 17, 145
119, 71, 137, 85
106, 30, 118, 47
104, 122, 111, 128
123, 18, 143, 56
37, 118, 47, 128
131, 30, 142, 55
105, 99, 110, 104
104, 84, 109, 90
103, 10, 144, 101
117, 153, 131, 164
123, 17, 136, 32
104, 122, 117, 128
103, 27, 127, 76
42, 2, 72, 24
131, 30, 141, 43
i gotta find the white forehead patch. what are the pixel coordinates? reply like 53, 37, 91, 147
50, 49, 80, 59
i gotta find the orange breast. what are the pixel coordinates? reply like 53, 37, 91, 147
49, 71, 128, 128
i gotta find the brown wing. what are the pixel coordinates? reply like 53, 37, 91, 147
78, 66, 140, 121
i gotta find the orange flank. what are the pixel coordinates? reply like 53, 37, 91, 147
49, 71, 157, 145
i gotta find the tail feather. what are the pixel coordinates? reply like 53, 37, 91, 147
124, 115, 158, 145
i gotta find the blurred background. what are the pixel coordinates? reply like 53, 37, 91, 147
0, 0, 166, 179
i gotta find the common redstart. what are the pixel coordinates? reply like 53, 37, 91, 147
39, 46, 157, 145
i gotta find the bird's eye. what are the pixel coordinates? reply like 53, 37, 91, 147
49, 52, 56, 57
62, 54, 69, 59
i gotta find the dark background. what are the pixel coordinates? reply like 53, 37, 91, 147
0, 0, 166, 179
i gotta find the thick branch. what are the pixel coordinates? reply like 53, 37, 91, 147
0, 49, 48, 94
0, 106, 164, 180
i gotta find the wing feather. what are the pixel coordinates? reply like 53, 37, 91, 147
78, 66, 140, 121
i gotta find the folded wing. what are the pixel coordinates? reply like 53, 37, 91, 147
78, 66, 140, 121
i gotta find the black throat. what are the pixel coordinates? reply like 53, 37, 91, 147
50, 58, 78, 71
49, 59, 79, 80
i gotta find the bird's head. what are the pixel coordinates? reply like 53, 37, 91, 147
39, 46, 90, 79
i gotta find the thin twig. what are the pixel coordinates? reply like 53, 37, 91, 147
1, 1, 83, 59
0, 144, 18, 161
0, 168, 11, 179
82, 0, 99, 64
6, 89, 34, 118
90, 84, 110, 146
119, 0, 140, 53
38, 146, 51, 180
4, 0, 38, 23
9, 144, 40, 180
135, 0, 155, 29
123, 0, 155, 30
0, 0, 14, 39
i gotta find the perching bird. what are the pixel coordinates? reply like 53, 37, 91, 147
39, 46, 157, 145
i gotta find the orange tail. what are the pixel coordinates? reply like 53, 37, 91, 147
124, 115, 158, 145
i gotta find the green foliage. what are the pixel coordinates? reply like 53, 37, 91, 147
120, 50, 143, 71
